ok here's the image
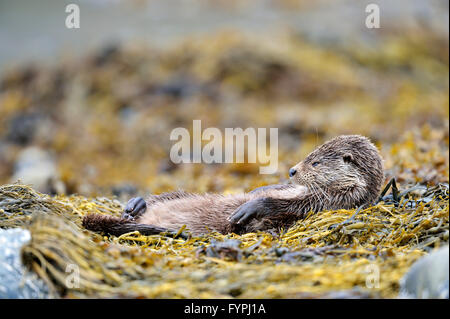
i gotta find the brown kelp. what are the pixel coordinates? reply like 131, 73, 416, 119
0, 182, 447, 298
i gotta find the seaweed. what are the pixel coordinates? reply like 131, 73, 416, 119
0, 182, 447, 298
0, 21, 448, 299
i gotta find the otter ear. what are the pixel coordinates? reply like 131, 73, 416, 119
343, 153, 354, 163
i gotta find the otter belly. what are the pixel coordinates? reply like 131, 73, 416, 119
136, 193, 252, 235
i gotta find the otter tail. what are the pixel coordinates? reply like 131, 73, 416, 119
82, 214, 188, 239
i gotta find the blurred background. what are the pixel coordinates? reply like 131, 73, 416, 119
0, 0, 448, 199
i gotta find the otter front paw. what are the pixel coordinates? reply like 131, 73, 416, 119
121, 197, 147, 220
228, 198, 270, 226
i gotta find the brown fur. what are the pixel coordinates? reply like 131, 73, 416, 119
82, 135, 384, 236
81, 214, 172, 236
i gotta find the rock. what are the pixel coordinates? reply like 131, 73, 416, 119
11, 147, 65, 195
0, 228, 53, 298
111, 183, 138, 202
6, 113, 40, 145
399, 246, 449, 299
196, 239, 243, 261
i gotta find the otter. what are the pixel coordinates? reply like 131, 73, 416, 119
82, 135, 384, 237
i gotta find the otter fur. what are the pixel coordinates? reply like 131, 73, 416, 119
82, 135, 384, 236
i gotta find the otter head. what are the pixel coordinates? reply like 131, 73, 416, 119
289, 135, 384, 210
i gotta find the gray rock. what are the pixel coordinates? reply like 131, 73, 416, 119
399, 246, 449, 299
11, 147, 65, 195
0, 228, 53, 298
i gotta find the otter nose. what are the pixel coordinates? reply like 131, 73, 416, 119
289, 168, 297, 177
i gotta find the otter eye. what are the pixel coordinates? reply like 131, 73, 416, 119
312, 161, 320, 167
343, 153, 354, 163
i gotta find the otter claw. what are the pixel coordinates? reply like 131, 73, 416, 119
122, 197, 147, 220
229, 199, 266, 226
